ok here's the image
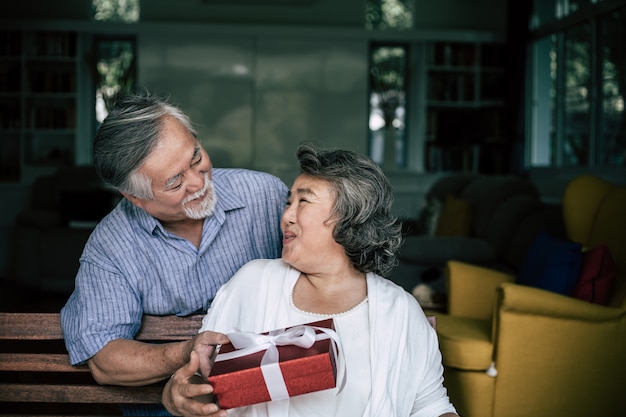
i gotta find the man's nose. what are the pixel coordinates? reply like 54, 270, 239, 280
187, 169, 205, 191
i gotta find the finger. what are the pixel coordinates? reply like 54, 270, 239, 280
178, 348, 201, 380
166, 352, 217, 416
199, 403, 227, 417
172, 352, 213, 395
197, 344, 219, 381
193, 331, 229, 349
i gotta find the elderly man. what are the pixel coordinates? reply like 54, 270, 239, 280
61, 92, 287, 415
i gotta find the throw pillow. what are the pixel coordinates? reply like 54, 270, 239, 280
517, 231, 583, 295
415, 198, 442, 236
571, 244, 615, 305
435, 194, 472, 237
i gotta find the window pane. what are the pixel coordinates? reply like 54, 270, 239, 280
558, 0, 595, 17
92, 0, 139, 23
530, 0, 557, 29
95, 38, 136, 125
365, 0, 414, 30
529, 35, 557, 166
563, 24, 591, 166
599, 6, 626, 166
368, 44, 408, 169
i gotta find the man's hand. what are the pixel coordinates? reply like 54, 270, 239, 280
185, 331, 230, 380
163, 351, 227, 417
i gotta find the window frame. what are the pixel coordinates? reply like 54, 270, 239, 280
526, 0, 626, 170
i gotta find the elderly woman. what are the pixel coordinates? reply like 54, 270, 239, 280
164, 143, 458, 417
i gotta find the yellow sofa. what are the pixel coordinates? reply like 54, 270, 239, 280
434, 175, 626, 417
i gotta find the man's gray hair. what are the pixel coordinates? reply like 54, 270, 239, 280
296, 143, 402, 277
93, 92, 197, 199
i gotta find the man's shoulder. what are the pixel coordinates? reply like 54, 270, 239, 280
214, 168, 282, 183
88, 199, 145, 245
214, 169, 287, 194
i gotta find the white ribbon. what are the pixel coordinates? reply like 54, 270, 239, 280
214, 324, 346, 402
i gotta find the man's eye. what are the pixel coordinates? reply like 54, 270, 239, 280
171, 183, 183, 190
192, 156, 202, 166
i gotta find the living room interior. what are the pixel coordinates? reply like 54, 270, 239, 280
0, 1, 625, 415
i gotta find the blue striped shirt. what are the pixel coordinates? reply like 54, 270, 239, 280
60, 168, 288, 365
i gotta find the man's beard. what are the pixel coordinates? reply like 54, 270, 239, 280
182, 173, 217, 219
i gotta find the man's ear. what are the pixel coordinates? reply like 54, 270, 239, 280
121, 192, 145, 210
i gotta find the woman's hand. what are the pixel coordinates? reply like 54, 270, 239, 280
163, 350, 227, 417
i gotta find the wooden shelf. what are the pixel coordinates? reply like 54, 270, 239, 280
0, 29, 79, 182
424, 41, 505, 173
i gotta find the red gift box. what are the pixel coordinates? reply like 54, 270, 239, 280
207, 318, 341, 409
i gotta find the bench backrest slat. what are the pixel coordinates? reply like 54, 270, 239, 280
0, 312, 203, 416
0, 384, 163, 404
0, 313, 204, 341
0, 313, 63, 340
0, 353, 88, 372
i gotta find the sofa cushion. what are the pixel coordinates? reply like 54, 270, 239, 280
399, 235, 495, 265
413, 198, 442, 236
517, 231, 583, 295
571, 244, 615, 306
434, 314, 493, 370
461, 176, 539, 238
435, 194, 472, 237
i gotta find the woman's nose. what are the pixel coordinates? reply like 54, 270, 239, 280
282, 205, 295, 224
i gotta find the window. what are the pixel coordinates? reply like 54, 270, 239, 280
527, 0, 625, 168
368, 43, 409, 169
92, 0, 140, 23
365, 0, 414, 169
563, 23, 591, 166
365, 0, 414, 31
91, 0, 138, 132
94, 37, 136, 126
599, 6, 626, 165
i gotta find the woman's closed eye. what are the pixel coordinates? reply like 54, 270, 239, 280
286, 198, 309, 207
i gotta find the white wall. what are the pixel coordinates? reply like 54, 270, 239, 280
4, 0, 508, 31
138, 27, 369, 185
0, 0, 508, 279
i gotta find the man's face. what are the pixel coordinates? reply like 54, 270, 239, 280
128, 116, 216, 222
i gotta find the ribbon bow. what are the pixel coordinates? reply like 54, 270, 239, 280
215, 323, 346, 402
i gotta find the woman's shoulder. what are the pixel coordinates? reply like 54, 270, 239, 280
236, 258, 286, 273
226, 259, 290, 287
367, 273, 423, 311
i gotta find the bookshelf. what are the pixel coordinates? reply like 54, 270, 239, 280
0, 30, 79, 182
424, 41, 505, 172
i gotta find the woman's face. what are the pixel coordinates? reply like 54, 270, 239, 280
281, 174, 347, 273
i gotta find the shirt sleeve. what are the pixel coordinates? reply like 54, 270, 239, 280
60, 249, 144, 365
409, 312, 458, 417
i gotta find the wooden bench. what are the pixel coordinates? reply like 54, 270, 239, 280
0, 312, 203, 416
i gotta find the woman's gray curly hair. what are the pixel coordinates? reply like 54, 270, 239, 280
296, 143, 402, 277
